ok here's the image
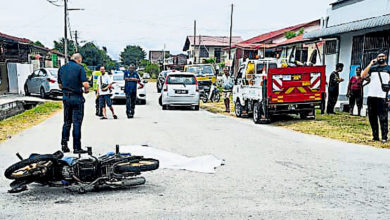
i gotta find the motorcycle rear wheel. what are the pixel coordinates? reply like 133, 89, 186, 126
4, 155, 57, 180
116, 158, 159, 173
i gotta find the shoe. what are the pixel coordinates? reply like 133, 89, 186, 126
128, 114, 134, 118
100, 117, 107, 120
113, 115, 118, 119
382, 139, 388, 144
73, 148, 88, 154
370, 138, 380, 142
61, 143, 70, 153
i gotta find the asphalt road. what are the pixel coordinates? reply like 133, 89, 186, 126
1, 83, 390, 219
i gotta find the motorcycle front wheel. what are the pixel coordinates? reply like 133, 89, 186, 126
115, 158, 159, 173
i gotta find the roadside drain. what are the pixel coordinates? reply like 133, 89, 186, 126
0, 100, 42, 121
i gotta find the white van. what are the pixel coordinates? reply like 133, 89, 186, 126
161, 72, 200, 110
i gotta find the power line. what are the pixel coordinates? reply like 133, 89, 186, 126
46, 0, 62, 7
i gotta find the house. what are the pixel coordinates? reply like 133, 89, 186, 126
304, 0, 390, 97
149, 50, 170, 64
183, 35, 243, 64
165, 53, 188, 70
225, 20, 322, 75
0, 31, 65, 94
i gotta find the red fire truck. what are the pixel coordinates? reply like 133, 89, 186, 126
232, 58, 326, 124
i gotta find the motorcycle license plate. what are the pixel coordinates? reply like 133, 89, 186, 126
175, 90, 188, 94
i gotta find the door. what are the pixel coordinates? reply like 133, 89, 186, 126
7, 63, 18, 94
28, 69, 41, 93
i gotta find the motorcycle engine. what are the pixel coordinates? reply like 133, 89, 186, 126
74, 159, 99, 182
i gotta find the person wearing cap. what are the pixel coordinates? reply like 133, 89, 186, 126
58, 53, 89, 154
362, 52, 390, 143
124, 64, 140, 118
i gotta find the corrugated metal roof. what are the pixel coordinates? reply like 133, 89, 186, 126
305, 14, 390, 39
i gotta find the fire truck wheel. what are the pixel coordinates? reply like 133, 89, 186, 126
235, 100, 242, 117
253, 102, 261, 124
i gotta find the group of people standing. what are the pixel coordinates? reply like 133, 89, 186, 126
57, 53, 141, 153
327, 52, 390, 144
92, 65, 140, 120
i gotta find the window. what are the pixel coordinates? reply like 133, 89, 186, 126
38, 69, 47, 77
168, 75, 196, 84
199, 47, 209, 58
214, 48, 221, 63
324, 40, 337, 55
351, 31, 390, 67
310, 49, 318, 65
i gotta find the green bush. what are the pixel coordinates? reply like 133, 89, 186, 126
145, 63, 160, 79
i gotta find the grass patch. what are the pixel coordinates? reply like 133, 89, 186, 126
273, 110, 389, 148
146, 78, 157, 83
0, 101, 62, 143
201, 98, 389, 148
200, 96, 235, 116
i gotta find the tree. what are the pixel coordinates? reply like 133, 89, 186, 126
79, 42, 104, 67
120, 45, 146, 66
145, 63, 160, 79
33, 41, 45, 47
53, 38, 76, 55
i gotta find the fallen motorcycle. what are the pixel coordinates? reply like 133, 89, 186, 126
4, 145, 159, 194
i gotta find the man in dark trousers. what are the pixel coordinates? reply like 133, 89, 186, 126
124, 64, 140, 118
58, 53, 89, 153
327, 63, 344, 114
362, 52, 390, 143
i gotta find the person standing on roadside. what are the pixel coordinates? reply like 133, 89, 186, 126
58, 53, 89, 154
222, 67, 233, 113
92, 68, 102, 116
362, 52, 390, 143
124, 64, 140, 118
347, 67, 368, 116
97, 66, 117, 120
327, 63, 344, 114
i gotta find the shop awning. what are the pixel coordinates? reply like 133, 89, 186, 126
304, 14, 390, 39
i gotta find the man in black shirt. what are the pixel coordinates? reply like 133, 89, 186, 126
58, 53, 90, 153
327, 63, 344, 114
362, 52, 390, 143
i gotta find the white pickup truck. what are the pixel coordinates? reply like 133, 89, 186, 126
233, 58, 326, 124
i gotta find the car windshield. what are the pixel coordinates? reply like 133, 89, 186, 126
47, 69, 58, 77
168, 75, 196, 85
256, 63, 278, 73
187, 65, 214, 76
113, 75, 124, 81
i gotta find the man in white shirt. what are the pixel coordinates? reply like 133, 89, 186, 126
362, 52, 390, 143
222, 67, 233, 112
97, 66, 117, 120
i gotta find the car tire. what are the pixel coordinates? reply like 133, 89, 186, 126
140, 100, 146, 105
162, 105, 168, 110
40, 87, 47, 99
24, 84, 30, 96
235, 100, 242, 117
194, 105, 199, 111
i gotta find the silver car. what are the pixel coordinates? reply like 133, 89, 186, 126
161, 72, 199, 110
111, 71, 147, 104
24, 68, 61, 98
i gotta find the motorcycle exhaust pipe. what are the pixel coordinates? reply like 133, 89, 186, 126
16, 153, 23, 161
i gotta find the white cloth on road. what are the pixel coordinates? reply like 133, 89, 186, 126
121, 145, 224, 174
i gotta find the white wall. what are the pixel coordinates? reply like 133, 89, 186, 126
327, 0, 390, 27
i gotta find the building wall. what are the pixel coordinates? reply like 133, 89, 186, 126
327, 0, 390, 27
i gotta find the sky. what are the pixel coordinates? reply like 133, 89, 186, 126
0, 0, 335, 60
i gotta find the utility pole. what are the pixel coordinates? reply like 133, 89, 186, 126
74, 30, 79, 52
163, 44, 166, 70
228, 3, 234, 60
193, 20, 196, 64
64, 0, 68, 62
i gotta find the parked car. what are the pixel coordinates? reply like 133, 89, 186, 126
110, 71, 147, 104
24, 68, 61, 98
156, 70, 171, 93
161, 72, 199, 110
142, 72, 151, 79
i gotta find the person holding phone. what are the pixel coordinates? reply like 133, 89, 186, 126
362, 52, 390, 143
327, 63, 345, 114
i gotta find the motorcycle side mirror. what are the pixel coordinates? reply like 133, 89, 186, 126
116, 144, 120, 154
87, 147, 92, 156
